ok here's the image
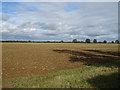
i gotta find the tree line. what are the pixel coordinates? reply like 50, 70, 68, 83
1, 39, 120, 43
72, 39, 119, 43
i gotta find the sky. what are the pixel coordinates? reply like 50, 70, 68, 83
0, 2, 118, 41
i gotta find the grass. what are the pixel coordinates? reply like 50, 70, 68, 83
3, 60, 119, 88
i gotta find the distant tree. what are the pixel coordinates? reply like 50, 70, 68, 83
72, 39, 77, 43
60, 40, 64, 43
111, 41, 114, 43
93, 39, 97, 43
103, 40, 107, 43
85, 39, 91, 43
28, 40, 31, 42
115, 40, 119, 43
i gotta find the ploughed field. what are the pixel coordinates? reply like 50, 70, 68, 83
2, 43, 119, 80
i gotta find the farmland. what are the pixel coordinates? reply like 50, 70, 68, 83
2, 43, 119, 88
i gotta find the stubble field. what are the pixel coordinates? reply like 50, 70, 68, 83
2, 43, 119, 79
2, 43, 120, 88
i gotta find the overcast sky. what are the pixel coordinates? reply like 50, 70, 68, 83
1, 2, 118, 41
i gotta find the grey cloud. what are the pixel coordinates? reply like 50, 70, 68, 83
35, 23, 58, 30
87, 33, 107, 37
20, 22, 32, 28
1, 14, 10, 21
44, 33, 58, 36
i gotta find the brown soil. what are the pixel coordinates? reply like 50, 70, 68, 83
2, 43, 119, 80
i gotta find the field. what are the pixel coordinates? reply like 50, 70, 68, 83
2, 43, 119, 88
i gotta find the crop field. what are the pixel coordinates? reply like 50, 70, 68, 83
2, 43, 119, 88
